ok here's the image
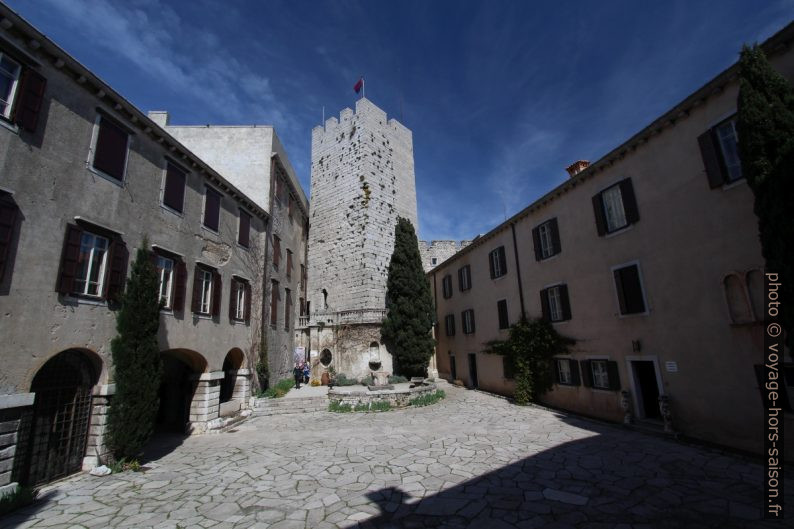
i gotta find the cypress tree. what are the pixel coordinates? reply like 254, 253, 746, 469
106, 239, 163, 460
381, 217, 435, 377
737, 45, 794, 355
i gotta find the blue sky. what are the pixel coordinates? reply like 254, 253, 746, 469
7, 0, 792, 240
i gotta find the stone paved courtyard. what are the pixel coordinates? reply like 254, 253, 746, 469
3, 383, 791, 528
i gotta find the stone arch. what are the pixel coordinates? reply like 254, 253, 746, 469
368, 342, 382, 371
320, 348, 333, 367
220, 348, 245, 404
157, 348, 207, 433
21, 349, 101, 486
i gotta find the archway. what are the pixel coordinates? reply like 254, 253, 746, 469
157, 349, 207, 433
320, 348, 332, 367
220, 348, 244, 404
22, 349, 100, 486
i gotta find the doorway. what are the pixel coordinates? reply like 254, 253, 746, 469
449, 353, 456, 380
468, 353, 478, 389
631, 360, 661, 419
157, 355, 197, 433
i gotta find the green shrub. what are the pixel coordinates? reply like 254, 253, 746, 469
360, 374, 374, 386
369, 401, 392, 412
329, 401, 353, 412
388, 374, 408, 384
261, 378, 294, 398
335, 373, 359, 386
109, 458, 142, 474
409, 390, 446, 407
354, 402, 369, 412
0, 485, 37, 516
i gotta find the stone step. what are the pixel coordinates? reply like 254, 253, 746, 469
255, 397, 328, 407
251, 405, 328, 417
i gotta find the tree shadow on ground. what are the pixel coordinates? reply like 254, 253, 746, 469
355, 417, 794, 529
139, 432, 189, 465
1, 489, 62, 528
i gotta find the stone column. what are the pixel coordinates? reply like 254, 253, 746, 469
82, 384, 115, 470
188, 371, 223, 434
231, 369, 251, 408
427, 353, 439, 380
0, 392, 34, 496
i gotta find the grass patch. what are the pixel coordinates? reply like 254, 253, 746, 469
109, 458, 142, 473
0, 485, 37, 517
329, 401, 353, 413
259, 378, 295, 398
369, 401, 392, 412
409, 390, 446, 407
331, 400, 393, 412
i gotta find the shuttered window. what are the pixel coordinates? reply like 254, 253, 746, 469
286, 249, 293, 280
0, 195, 19, 284
613, 264, 647, 315
270, 279, 279, 326
540, 284, 572, 322
191, 264, 220, 317
462, 309, 475, 334
592, 178, 639, 236
56, 222, 127, 302
92, 115, 129, 182
162, 162, 186, 213
497, 299, 509, 330
555, 359, 581, 386
532, 218, 561, 260
155, 255, 174, 308
583, 360, 621, 390
442, 274, 453, 298
0, 54, 21, 119
238, 210, 251, 248
458, 265, 471, 291
285, 288, 292, 330
488, 246, 507, 279
699, 116, 743, 188
203, 187, 221, 232
229, 277, 250, 323
445, 314, 455, 336
152, 248, 186, 312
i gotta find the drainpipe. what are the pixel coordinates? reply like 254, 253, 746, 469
510, 223, 527, 321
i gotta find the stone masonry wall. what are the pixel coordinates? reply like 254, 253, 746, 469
418, 240, 473, 272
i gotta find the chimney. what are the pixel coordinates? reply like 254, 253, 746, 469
565, 160, 590, 178
147, 110, 170, 128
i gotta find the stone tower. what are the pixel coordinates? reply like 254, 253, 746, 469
301, 98, 417, 378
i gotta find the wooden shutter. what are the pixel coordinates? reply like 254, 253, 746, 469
581, 360, 593, 387
458, 268, 464, 290
539, 288, 550, 321
570, 360, 581, 386
613, 268, 628, 315
13, 68, 46, 132
244, 281, 252, 323
190, 265, 202, 313
619, 178, 639, 224
211, 269, 222, 317
497, 299, 509, 329
469, 310, 476, 333
105, 237, 128, 303
238, 210, 250, 247
203, 188, 221, 231
270, 280, 278, 325
229, 277, 238, 320
272, 236, 280, 268
287, 250, 293, 279
532, 226, 542, 261
93, 117, 128, 181
549, 218, 561, 256
56, 223, 83, 294
498, 246, 507, 275
607, 361, 621, 390
0, 199, 19, 282
592, 194, 607, 236
285, 289, 291, 330
172, 259, 187, 312
698, 130, 726, 189
559, 284, 571, 321
488, 251, 495, 278
163, 163, 186, 212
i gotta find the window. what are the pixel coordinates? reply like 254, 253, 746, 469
613, 263, 647, 315
449, 352, 457, 380
699, 116, 743, 188
191, 264, 220, 316
56, 223, 128, 302
285, 288, 292, 330
229, 277, 250, 322
0, 53, 21, 119
555, 359, 580, 386
152, 248, 186, 312
488, 246, 507, 279
299, 297, 306, 316
532, 218, 560, 260
286, 249, 293, 280
203, 186, 222, 232
270, 279, 279, 326
592, 178, 639, 236
0, 194, 20, 285
582, 359, 620, 390
444, 314, 455, 336
497, 299, 509, 330
162, 162, 186, 213
431, 257, 438, 266
91, 115, 130, 182
272, 235, 281, 269
300, 264, 306, 292
540, 284, 571, 322
238, 210, 251, 248
156, 255, 174, 308
0, 54, 46, 131
462, 309, 475, 334
442, 274, 453, 298
458, 265, 471, 291
288, 194, 294, 220
274, 176, 284, 205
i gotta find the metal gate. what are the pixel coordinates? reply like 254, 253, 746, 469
23, 350, 95, 486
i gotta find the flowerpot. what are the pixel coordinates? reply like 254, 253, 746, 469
321, 372, 330, 386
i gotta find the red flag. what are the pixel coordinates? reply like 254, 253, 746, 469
354, 78, 363, 94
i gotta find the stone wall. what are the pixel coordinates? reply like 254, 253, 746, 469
419, 240, 473, 272
328, 383, 438, 408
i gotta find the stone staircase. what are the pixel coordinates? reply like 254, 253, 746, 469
251, 396, 329, 417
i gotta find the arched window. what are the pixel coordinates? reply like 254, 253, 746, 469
320, 349, 332, 367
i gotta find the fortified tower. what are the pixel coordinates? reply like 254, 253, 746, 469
301, 98, 417, 378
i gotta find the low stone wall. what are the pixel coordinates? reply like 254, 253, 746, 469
328, 382, 437, 408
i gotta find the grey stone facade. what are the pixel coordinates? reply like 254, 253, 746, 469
419, 239, 472, 271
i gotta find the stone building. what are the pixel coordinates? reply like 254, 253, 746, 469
153, 118, 309, 383
431, 21, 794, 459
299, 98, 418, 380
0, 6, 271, 490
419, 239, 472, 272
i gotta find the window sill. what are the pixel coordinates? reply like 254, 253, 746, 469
160, 203, 184, 218
722, 178, 746, 191
237, 243, 251, 252
231, 318, 248, 326
555, 382, 579, 388
539, 252, 561, 263
63, 295, 108, 307
193, 313, 215, 321
491, 274, 507, 281
200, 224, 220, 237
604, 223, 634, 239
0, 117, 19, 135
87, 164, 125, 188
617, 310, 650, 319
551, 319, 571, 325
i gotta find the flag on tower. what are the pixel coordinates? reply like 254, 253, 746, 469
354, 77, 364, 94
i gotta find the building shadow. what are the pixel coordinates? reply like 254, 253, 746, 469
0, 489, 60, 528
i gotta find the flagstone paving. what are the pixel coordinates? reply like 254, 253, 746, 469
3, 382, 791, 528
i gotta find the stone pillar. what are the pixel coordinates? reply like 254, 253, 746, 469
427, 353, 439, 380
0, 393, 34, 496
83, 384, 115, 470
231, 369, 251, 408
188, 371, 223, 434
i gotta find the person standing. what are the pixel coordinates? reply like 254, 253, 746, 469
293, 362, 302, 389
303, 361, 310, 384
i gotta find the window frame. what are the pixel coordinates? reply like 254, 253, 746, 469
462, 309, 475, 334
73, 231, 110, 298
198, 268, 213, 315
156, 254, 175, 309
699, 114, 744, 189
557, 358, 573, 385
88, 113, 131, 185
458, 265, 471, 291
0, 52, 22, 120
590, 360, 610, 389
601, 183, 628, 233
270, 279, 279, 327
489, 246, 507, 279
272, 235, 281, 269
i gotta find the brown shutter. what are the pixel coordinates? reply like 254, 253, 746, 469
531, 226, 542, 261
190, 265, 202, 313
570, 360, 581, 386
559, 284, 571, 321
549, 218, 561, 256
592, 194, 607, 236
287, 250, 292, 279
613, 268, 627, 315
498, 246, 507, 275
56, 223, 84, 294
607, 361, 621, 390
488, 251, 495, 278
173, 259, 187, 312
539, 288, 550, 321
285, 289, 291, 330
93, 117, 128, 181
270, 280, 279, 325
203, 188, 220, 231
13, 68, 46, 132
272, 236, 280, 268
211, 269, 222, 317
229, 277, 238, 320
163, 164, 186, 213
619, 178, 639, 224
105, 237, 128, 303
244, 281, 252, 323
698, 130, 726, 189
581, 360, 593, 387
238, 210, 250, 247
0, 200, 19, 282
469, 310, 475, 333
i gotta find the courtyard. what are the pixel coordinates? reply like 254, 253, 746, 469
2, 383, 789, 529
